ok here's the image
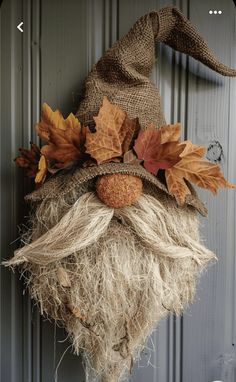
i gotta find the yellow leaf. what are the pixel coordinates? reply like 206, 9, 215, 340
35, 155, 47, 184
36, 103, 80, 139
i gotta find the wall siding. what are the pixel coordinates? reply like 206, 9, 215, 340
0, 0, 235, 381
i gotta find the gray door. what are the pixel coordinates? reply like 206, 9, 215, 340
1, 0, 236, 381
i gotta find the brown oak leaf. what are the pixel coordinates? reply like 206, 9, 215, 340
85, 97, 140, 164
134, 123, 182, 175
166, 140, 234, 205
15, 143, 41, 178
36, 103, 87, 168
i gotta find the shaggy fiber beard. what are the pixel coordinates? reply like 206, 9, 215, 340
5, 189, 216, 382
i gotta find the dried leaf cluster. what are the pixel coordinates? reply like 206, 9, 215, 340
15, 97, 233, 204
15, 143, 41, 179
134, 124, 234, 204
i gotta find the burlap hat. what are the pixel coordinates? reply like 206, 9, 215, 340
25, 5, 236, 213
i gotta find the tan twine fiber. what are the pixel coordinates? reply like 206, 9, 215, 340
5, 186, 215, 381
5, 5, 236, 382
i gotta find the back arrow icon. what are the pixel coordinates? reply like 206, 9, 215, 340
17, 22, 23, 32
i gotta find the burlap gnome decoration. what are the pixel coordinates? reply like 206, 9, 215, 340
5, 6, 236, 382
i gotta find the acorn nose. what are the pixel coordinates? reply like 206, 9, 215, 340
96, 174, 143, 208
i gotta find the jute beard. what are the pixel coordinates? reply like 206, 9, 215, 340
6, 191, 215, 382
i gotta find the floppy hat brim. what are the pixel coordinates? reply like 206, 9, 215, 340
25, 162, 207, 216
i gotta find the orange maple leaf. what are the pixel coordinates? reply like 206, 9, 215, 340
134, 123, 182, 174
85, 97, 140, 164
36, 103, 87, 168
165, 140, 234, 205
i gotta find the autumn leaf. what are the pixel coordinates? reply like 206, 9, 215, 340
165, 168, 192, 204
134, 123, 182, 175
85, 97, 140, 164
123, 149, 142, 165
166, 140, 234, 205
160, 123, 181, 144
36, 103, 87, 168
15, 143, 41, 178
179, 140, 205, 157
121, 117, 140, 153
35, 155, 47, 184
36, 103, 79, 140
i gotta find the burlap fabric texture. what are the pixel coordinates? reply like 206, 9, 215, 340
27, 5, 236, 208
